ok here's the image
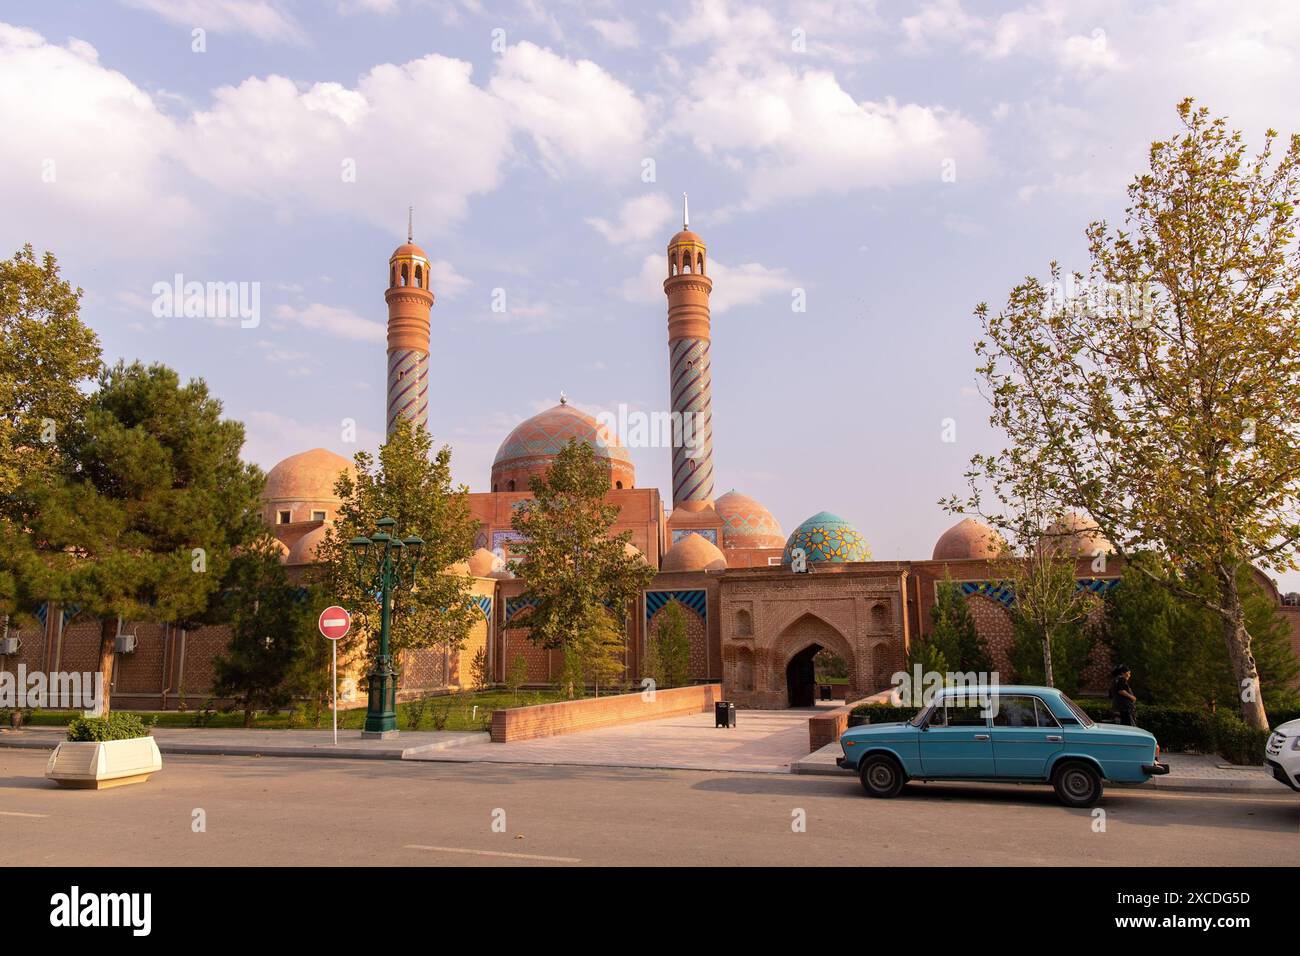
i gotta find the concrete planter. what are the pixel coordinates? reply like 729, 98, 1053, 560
45, 736, 162, 790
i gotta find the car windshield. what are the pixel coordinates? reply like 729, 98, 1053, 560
1059, 693, 1095, 728
909, 705, 932, 727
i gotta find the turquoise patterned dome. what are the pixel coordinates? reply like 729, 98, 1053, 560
781, 511, 871, 565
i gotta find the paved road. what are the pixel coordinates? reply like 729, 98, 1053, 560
1, 750, 1296, 866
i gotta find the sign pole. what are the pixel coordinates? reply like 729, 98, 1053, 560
317, 606, 352, 748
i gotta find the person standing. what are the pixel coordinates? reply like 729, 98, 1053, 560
1110, 664, 1138, 726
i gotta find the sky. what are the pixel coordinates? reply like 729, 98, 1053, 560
2, 0, 1298, 591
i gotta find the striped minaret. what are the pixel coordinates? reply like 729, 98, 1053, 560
663, 194, 715, 510
384, 212, 433, 437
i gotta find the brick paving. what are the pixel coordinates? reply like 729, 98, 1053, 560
406, 707, 817, 773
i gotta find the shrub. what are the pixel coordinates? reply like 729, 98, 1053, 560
66, 712, 151, 742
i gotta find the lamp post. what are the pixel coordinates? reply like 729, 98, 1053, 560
349, 517, 424, 737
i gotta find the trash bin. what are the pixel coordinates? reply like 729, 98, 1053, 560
715, 700, 736, 728
819, 684, 833, 701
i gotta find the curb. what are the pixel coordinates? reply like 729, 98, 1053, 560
0, 731, 490, 762
789, 756, 1292, 794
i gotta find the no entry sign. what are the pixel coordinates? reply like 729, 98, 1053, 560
318, 606, 351, 641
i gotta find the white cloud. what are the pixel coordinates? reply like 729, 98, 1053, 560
672, 65, 987, 208
621, 254, 793, 314
489, 42, 649, 180
0, 24, 198, 257
273, 303, 387, 342
591, 18, 639, 49
120, 0, 303, 43
183, 56, 512, 232
586, 194, 676, 245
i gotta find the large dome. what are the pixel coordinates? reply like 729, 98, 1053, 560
491, 401, 634, 492
782, 511, 871, 565
715, 489, 784, 549
933, 517, 1006, 560
262, 448, 355, 525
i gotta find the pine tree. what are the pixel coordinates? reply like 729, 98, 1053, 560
9, 361, 263, 714
928, 574, 993, 674
210, 537, 316, 726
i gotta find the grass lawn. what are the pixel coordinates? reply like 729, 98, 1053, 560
22, 688, 574, 734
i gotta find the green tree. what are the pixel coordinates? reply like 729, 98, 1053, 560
470, 646, 491, 692
1002, 524, 1095, 692
7, 361, 263, 714
928, 573, 993, 674
0, 245, 102, 498
1101, 558, 1300, 710
314, 420, 478, 668
563, 604, 626, 698
510, 440, 655, 698
648, 601, 691, 690
209, 537, 316, 726
948, 101, 1300, 727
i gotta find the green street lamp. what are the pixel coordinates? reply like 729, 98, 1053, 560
349, 517, 424, 737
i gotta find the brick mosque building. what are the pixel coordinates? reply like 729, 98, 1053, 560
6, 204, 1299, 710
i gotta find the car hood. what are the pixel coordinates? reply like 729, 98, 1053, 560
1078, 722, 1157, 744
842, 721, 912, 739
1273, 719, 1300, 737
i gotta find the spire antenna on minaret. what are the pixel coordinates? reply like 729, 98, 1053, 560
683, 192, 689, 229
407, 206, 414, 243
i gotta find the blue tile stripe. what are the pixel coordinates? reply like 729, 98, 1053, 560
505, 596, 540, 623
645, 589, 707, 623
957, 579, 1120, 607
472, 595, 492, 619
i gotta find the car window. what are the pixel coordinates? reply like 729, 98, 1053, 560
1033, 697, 1061, 728
992, 696, 1038, 727
945, 705, 988, 727
1058, 693, 1095, 728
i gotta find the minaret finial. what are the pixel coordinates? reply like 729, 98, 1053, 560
407, 206, 413, 243
559, 390, 568, 405
683, 192, 689, 229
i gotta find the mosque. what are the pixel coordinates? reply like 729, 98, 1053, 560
258, 202, 1164, 709
7, 206, 1297, 711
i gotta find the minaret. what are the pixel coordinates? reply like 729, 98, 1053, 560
384, 209, 433, 437
663, 193, 717, 522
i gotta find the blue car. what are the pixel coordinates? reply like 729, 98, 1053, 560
837, 685, 1169, 807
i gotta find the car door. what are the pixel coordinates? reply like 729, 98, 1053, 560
918, 701, 994, 777
990, 695, 1064, 779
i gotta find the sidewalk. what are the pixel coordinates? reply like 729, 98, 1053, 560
0, 726, 487, 760
792, 742, 1293, 794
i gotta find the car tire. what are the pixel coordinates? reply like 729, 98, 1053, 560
859, 754, 906, 798
1052, 761, 1103, 808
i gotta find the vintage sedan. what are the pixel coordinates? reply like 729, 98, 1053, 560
837, 684, 1169, 807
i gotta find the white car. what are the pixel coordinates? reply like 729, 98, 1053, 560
1265, 719, 1300, 793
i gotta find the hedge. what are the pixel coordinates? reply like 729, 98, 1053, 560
66, 712, 152, 743
848, 700, 1293, 765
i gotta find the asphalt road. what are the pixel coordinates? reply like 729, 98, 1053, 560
1, 750, 1296, 866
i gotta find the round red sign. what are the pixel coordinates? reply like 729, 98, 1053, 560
318, 606, 351, 641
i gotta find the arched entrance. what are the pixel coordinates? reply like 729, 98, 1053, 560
786, 645, 819, 707
776, 612, 855, 708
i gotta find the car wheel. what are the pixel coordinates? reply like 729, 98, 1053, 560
859, 754, 906, 798
1052, 761, 1103, 808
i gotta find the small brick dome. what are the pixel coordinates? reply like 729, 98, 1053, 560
933, 517, 1006, 560
661, 533, 727, 572
1039, 512, 1114, 557
263, 448, 354, 507
286, 524, 328, 565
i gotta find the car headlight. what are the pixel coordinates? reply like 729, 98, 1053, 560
1291, 736, 1300, 752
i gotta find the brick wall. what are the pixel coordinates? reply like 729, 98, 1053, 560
490, 682, 722, 742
